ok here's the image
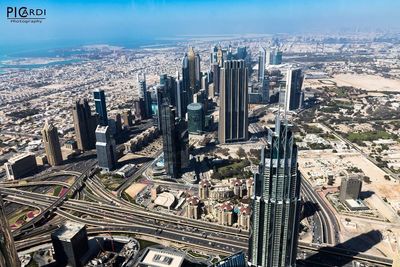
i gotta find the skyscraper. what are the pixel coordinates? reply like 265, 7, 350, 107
211, 63, 220, 96
182, 53, 193, 105
93, 89, 108, 126
188, 47, 197, 91
285, 68, 304, 111
137, 73, 152, 119
248, 118, 301, 267
72, 99, 97, 151
160, 101, 188, 178
218, 60, 249, 144
95, 125, 117, 171
0, 195, 20, 267
268, 49, 283, 65
41, 121, 63, 166
258, 47, 266, 82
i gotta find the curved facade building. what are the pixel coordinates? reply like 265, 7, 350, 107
187, 103, 204, 134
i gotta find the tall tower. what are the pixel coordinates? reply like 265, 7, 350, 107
218, 60, 248, 144
41, 121, 63, 166
160, 101, 188, 178
248, 118, 301, 267
72, 99, 97, 151
182, 53, 193, 105
137, 73, 152, 119
195, 52, 201, 89
285, 68, 304, 111
258, 47, 266, 82
0, 195, 20, 267
95, 125, 117, 171
188, 47, 196, 91
93, 89, 108, 126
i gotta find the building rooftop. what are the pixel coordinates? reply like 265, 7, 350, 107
140, 248, 184, 267
154, 192, 176, 209
8, 153, 34, 163
52, 221, 86, 241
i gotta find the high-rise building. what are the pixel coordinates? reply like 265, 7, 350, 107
182, 53, 192, 105
93, 89, 108, 126
215, 251, 247, 267
210, 45, 219, 64
0, 195, 20, 267
41, 121, 63, 166
218, 60, 249, 144
95, 125, 117, 171
211, 63, 220, 96
122, 110, 133, 127
72, 99, 97, 151
160, 101, 188, 178
195, 53, 201, 89
339, 176, 362, 202
268, 49, 283, 65
248, 118, 301, 267
137, 73, 152, 119
4, 153, 37, 180
217, 46, 224, 67
258, 47, 266, 82
187, 103, 204, 134
261, 77, 270, 104
51, 221, 89, 267
187, 46, 201, 94
176, 72, 188, 118
285, 68, 304, 111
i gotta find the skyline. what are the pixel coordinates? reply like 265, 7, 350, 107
1, 0, 400, 52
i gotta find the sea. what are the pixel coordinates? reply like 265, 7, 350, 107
0, 38, 177, 73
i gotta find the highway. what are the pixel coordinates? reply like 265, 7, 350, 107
301, 176, 340, 245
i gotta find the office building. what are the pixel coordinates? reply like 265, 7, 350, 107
211, 63, 220, 96
176, 73, 188, 118
268, 49, 283, 65
41, 121, 63, 166
93, 89, 108, 126
261, 77, 270, 104
137, 73, 152, 119
4, 153, 37, 180
215, 251, 247, 267
187, 47, 201, 94
248, 118, 301, 267
0, 195, 20, 267
95, 125, 117, 171
218, 60, 249, 144
187, 103, 205, 134
51, 221, 89, 267
339, 176, 362, 202
285, 68, 304, 111
182, 53, 192, 105
122, 110, 133, 127
258, 47, 266, 82
134, 98, 146, 120
72, 99, 97, 151
160, 101, 189, 178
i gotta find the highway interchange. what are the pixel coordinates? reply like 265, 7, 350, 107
0, 129, 394, 266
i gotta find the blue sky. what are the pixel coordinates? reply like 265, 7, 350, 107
1, 0, 399, 47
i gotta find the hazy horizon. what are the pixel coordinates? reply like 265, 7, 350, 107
1, 0, 400, 57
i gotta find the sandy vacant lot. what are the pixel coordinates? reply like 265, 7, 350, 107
333, 74, 400, 92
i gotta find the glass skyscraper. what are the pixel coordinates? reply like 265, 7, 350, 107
248, 117, 301, 267
93, 89, 108, 126
218, 60, 249, 144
